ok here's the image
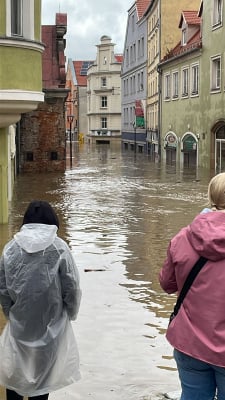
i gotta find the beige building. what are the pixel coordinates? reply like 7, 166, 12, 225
145, 0, 201, 158
87, 35, 123, 144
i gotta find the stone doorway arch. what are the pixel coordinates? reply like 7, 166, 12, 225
181, 133, 198, 168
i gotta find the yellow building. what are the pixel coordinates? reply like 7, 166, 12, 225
0, 0, 44, 223
145, 0, 201, 158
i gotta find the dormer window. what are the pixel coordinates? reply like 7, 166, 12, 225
182, 28, 187, 45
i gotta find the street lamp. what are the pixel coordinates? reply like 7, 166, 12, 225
133, 121, 136, 153
67, 114, 74, 168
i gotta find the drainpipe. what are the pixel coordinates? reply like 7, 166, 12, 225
158, 0, 162, 160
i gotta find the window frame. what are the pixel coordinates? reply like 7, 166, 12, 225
211, 55, 221, 92
11, 0, 22, 36
182, 67, 189, 97
101, 77, 107, 87
164, 73, 171, 100
101, 96, 107, 108
101, 117, 107, 129
213, 0, 223, 28
172, 70, 179, 99
191, 63, 199, 96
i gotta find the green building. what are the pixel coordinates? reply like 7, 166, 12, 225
0, 0, 44, 223
159, 0, 225, 172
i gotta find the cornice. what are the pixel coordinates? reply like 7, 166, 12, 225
0, 37, 45, 53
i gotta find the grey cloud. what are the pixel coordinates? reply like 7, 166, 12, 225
42, 0, 132, 59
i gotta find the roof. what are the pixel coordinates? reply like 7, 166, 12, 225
73, 61, 94, 86
179, 10, 201, 28
162, 29, 201, 63
136, 0, 152, 20
115, 54, 123, 63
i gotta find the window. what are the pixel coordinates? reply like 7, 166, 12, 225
191, 64, 199, 95
211, 56, 221, 90
51, 152, 58, 161
182, 68, 189, 96
172, 71, 179, 98
213, 0, 222, 26
101, 96, 107, 107
101, 77, 106, 87
132, 14, 135, 32
26, 152, 33, 161
165, 74, 171, 99
11, 0, 22, 36
101, 117, 107, 129
182, 29, 187, 45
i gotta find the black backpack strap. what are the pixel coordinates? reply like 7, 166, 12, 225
172, 256, 208, 318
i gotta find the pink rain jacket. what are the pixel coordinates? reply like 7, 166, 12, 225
159, 211, 225, 367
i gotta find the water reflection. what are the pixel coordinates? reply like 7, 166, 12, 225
0, 144, 211, 399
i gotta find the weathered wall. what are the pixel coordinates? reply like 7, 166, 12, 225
19, 96, 66, 172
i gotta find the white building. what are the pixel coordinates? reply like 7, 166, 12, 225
87, 35, 123, 144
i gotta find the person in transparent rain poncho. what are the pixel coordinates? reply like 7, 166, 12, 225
0, 200, 82, 400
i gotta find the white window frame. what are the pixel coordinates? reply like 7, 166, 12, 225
182, 28, 187, 46
172, 71, 179, 99
191, 63, 199, 96
101, 77, 107, 87
101, 117, 107, 129
6, 0, 34, 39
182, 67, 189, 97
101, 96, 107, 108
213, 0, 222, 27
211, 55, 221, 91
164, 73, 171, 100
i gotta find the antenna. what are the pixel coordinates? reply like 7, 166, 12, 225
59, 1, 61, 12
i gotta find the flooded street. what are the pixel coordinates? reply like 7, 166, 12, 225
0, 144, 212, 400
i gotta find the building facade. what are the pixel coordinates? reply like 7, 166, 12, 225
66, 59, 93, 143
87, 35, 123, 145
145, 0, 201, 159
121, 0, 150, 153
0, 0, 44, 223
159, 0, 225, 172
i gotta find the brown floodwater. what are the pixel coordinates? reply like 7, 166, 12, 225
0, 143, 212, 400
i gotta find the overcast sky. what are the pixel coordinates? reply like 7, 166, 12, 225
41, 0, 133, 61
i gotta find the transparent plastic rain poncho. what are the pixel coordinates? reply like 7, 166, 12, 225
0, 224, 82, 397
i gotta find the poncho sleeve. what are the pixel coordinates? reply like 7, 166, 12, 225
59, 246, 82, 320
0, 253, 14, 317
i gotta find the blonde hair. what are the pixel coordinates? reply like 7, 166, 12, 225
208, 172, 225, 210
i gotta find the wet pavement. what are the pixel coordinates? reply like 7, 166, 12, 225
0, 143, 212, 399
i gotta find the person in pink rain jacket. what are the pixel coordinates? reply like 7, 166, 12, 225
159, 172, 225, 400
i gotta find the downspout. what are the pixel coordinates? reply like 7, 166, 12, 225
158, 0, 162, 160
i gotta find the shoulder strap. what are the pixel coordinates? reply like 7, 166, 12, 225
173, 256, 208, 317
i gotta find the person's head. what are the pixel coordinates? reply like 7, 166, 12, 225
208, 172, 225, 210
22, 200, 59, 228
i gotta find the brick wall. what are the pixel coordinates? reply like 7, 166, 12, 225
19, 95, 66, 172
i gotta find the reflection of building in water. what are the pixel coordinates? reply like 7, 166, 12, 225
121, 173, 206, 323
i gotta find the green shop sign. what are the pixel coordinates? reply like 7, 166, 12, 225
136, 116, 145, 128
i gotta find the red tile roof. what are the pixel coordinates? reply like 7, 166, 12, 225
73, 61, 94, 86
136, 0, 152, 20
179, 11, 201, 28
115, 54, 123, 63
162, 29, 201, 62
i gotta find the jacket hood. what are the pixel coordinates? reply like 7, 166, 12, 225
14, 223, 58, 253
187, 212, 225, 261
